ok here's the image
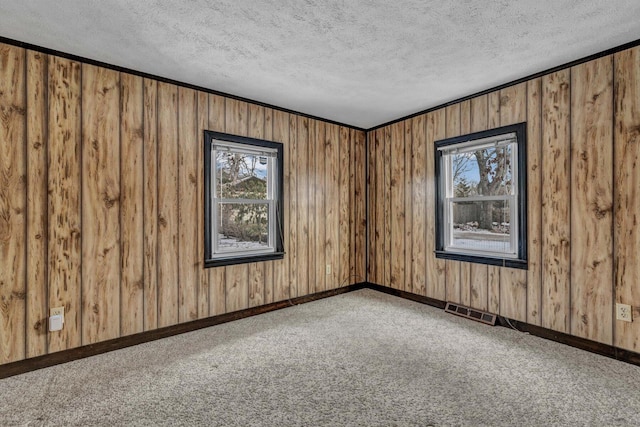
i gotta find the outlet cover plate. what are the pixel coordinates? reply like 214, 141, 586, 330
616, 303, 632, 322
50, 306, 64, 322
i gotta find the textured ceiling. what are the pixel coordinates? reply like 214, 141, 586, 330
1, 1, 639, 128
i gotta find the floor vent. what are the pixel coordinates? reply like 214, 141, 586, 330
444, 302, 497, 326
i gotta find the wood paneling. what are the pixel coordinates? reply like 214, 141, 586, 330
541, 70, 571, 333
526, 78, 543, 326
26, 50, 48, 358
143, 78, 158, 331
390, 123, 405, 290
297, 118, 310, 296
178, 87, 199, 322
614, 46, 640, 352
314, 121, 327, 293
425, 110, 446, 301
120, 73, 144, 336
157, 82, 179, 327
354, 131, 366, 283
570, 57, 613, 344
47, 55, 82, 353
81, 64, 121, 344
0, 45, 26, 364
411, 115, 426, 296
339, 127, 351, 287
366, 44, 638, 350
326, 124, 340, 288
196, 91, 210, 317
271, 109, 290, 301
0, 41, 366, 366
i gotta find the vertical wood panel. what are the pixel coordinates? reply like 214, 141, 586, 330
411, 115, 426, 295
614, 47, 640, 351
143, 78, 158, 330
541, 70, 571, 333
349, 128, 356, 283
120, 73, 144, 336
157, 82, 179, 327
445, 104, 461, 303
570, 57, 613, 344
339, 126, 351, 286
425, 110, 446, 300
178, 87, 198, 322
314, 121, 327, 292
196, 91, 210, 318
389, 123, 405, 290
370, 129, 382, 286
403, 121, 413, 291
469, 95, 489, 311
526, 78, 543, 326
248, 104, 265, 308
297, 117, 309, 295
355, 131, 366, 283
499, 83, 527, 322
81, 64, 121, 344
271, 110, 289, 301
207, 94, 226, 315
224, 99, 249, 311
307, 121, 316, 291
0, 44, 26, 363
383, 127, 392, 287
325, 124, 340, 288
288, 114, 299, 293
26, 50, 49, 358
47, 56, 82, 353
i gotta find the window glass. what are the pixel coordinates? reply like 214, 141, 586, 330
204, 132, 284, 267
435, 123, 527, 269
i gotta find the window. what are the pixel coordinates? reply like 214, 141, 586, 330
435, 123, 527, 269
204, 131, 284, 267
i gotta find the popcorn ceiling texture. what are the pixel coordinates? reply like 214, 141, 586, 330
1, 1, 639, 127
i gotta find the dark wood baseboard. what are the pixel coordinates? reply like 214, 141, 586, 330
2, 282, 638, 379
367, 283, 640, 368
0, 283, 365, 380
365, 282, 447, 309
495, 317, 640, 366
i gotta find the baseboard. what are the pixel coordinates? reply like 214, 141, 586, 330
365, 282, 446, 309
0, 283, 366, 380
366, 282, 640, 368
4, 282, 638, 379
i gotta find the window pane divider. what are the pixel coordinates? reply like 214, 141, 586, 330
215, 198, 271, 204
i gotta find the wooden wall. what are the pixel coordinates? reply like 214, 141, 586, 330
368, 45, 640, 352
0, 42, 366, 365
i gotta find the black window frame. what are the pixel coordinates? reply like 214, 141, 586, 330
434, 122, 528, 269
204, 130, 285, 268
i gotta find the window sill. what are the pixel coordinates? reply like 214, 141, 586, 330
435, 251, 528, 270
204, 252, 285, 268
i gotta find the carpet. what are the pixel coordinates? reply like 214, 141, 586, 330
1, 289, 639, 426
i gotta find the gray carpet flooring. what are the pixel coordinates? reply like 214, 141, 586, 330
1, 289, 640, 426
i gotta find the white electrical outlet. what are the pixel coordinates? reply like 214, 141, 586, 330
616, 303, 632, 322
50, 306, 65, 332
326, 264, 332, 275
